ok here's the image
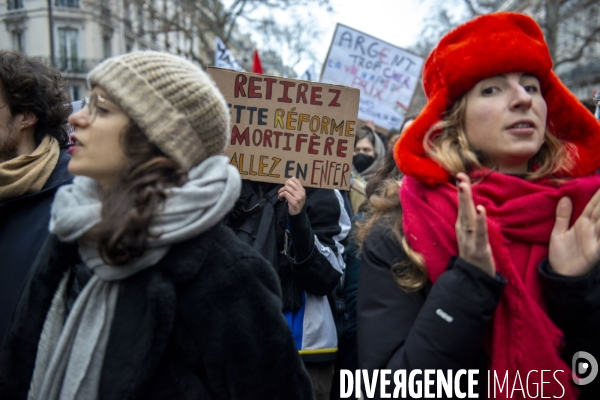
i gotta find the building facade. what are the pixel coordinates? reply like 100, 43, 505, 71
0, 0, 252, 100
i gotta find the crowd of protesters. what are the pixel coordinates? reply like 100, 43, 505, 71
0, 10, 599, 400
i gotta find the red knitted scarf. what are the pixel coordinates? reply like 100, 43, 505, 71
400, 171, 600, 400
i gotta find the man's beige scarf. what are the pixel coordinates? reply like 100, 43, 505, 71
0, 135, 60, 201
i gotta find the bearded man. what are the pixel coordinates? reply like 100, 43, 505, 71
0, 51, 72, 343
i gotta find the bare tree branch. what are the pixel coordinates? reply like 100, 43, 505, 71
83, 0, 331, 73
463, 0, 481, 16
556, 24, 600, 66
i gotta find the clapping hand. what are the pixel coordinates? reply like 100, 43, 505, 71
455, 173, 496, 277
549, 189, 600, 276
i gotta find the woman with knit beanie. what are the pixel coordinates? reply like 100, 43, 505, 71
0, 51, 313, 399
356, 12, 600, 400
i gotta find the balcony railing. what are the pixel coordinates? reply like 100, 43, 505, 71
55, 0, 79, 8
55, 58, 104, 73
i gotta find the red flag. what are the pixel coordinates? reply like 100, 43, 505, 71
252, 49, 263, 74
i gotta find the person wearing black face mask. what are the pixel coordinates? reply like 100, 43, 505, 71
353, 153, 374, 174
349, 125, 386, 214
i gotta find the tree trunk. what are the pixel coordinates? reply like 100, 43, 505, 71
545, 0, 561, 64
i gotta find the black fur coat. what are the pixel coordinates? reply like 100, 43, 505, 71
0, 225, 313, 399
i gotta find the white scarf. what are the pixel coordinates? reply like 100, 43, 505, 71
28, 155, 241, 400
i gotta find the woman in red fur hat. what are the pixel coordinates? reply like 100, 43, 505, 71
356, 12, 600, 400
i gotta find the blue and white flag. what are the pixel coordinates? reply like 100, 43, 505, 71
298, 62, 317, 81
215, 36, 245, 72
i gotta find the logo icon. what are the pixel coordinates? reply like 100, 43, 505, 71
572, 351, 598, 385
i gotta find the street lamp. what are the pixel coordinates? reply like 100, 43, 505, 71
48, 0, 55, 67
594, 91, 600, 121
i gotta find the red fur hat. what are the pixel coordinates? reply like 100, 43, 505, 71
394, 12, 600, 185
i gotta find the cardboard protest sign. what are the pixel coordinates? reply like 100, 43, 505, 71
321, 24, 424, 132
207, 67, 359, 190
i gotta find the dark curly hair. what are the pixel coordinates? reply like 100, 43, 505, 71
0, 51, 72, 146
93, 121, 188, 265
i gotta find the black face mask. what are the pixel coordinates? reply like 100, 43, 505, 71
353, 153, 375, 173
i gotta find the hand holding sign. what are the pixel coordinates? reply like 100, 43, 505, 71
278, 177, 306, 215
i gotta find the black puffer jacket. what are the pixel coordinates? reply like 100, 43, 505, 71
0, 149, 72, 344
357, 217, 600, 399
0, 225, 314, 400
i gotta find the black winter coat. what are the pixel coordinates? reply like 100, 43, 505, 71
0, 225, 314, 400
0, 149, 72, 344
226, 181, 349, 362
357, 218, 600, 399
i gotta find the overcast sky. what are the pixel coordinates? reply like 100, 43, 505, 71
301, 0, 440, 70
325, 0, 433, 50
233, 0, 451, 75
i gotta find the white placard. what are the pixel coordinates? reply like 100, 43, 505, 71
321, 24, 424, 131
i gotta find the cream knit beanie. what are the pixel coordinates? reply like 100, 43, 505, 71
88, 51, 230, 170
